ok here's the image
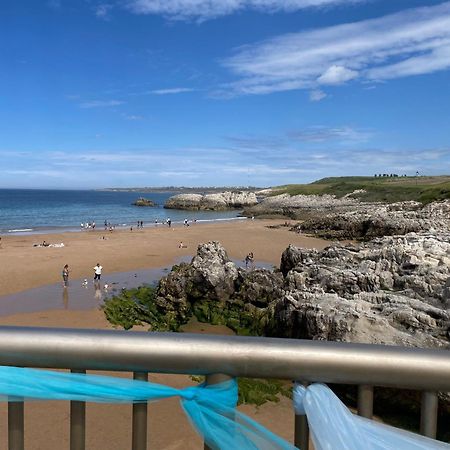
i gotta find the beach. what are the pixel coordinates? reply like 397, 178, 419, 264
0, 219, 328, 449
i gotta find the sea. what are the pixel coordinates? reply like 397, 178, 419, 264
0, 189, 244, 235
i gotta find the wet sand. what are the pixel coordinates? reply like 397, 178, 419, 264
0, 219, 328, 449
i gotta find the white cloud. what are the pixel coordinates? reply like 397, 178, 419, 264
317, 65, 358, 85
149, 87, 195, 95
222, 2, 450, 95
79, 100, 124, 108
126, 0, 365, 21
309, 89, 327, 101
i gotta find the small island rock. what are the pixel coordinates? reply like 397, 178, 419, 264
132, 197, 156, 207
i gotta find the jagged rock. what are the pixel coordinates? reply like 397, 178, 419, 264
243, 193, 360, 218
165, 191, 257, 210
292, 200, 450, 240
187, 241, 239, 301
132, 197, 155, 207
235, 269, 284, 308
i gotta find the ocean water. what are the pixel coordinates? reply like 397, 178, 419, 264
0, 189, 243, 235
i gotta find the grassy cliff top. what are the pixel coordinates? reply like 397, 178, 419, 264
273, 175, 450, 204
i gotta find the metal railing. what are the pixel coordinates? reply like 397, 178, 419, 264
0, 326, 449, 450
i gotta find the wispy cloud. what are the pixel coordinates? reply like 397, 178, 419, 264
79, 100, 124, 108
221, 2, 450, 95
148, 87, 195, 95
2, 145, 448, 188
123, 113, 145, 120
125, 0, 366, 22
309, 89, 327, 102
95, 4, 113, 20
288, 126, 371, 143
226, 125, 371, 150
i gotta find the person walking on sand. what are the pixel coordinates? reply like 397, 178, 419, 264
93, 263, 103, 281
62, 264, 70, 287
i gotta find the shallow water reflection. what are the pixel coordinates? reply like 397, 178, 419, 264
0, 257, 273, 317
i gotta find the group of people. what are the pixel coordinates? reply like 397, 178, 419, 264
81, 222, 96, 230
61, 263, 103, 288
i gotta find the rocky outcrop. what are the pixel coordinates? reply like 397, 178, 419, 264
275, 235, 450, 347
292, 200, 450, 240
153, 236, 449, 349
243, 193, 360, 218
164, 191, 258, 210
132, 197, 155, 207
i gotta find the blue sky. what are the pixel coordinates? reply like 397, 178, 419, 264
1, 0, 450, 188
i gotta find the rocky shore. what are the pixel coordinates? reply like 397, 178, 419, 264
164, 191, 257, 210
292, 200, 450, 240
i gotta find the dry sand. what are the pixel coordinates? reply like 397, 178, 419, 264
0, 220, 328, 449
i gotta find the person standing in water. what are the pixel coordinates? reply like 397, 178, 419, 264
62, 264, 70, 287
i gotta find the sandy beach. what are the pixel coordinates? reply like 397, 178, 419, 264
0, 219, 329, 449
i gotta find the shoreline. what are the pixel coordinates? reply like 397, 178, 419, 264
1, 216, 248, 236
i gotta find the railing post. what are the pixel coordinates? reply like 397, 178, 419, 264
420, 391, 438, 439
204, 374, 232, 450
70, 369, 86, 450
132, 372, 148, 450
8, 401, 24, 450
294, 382, 309, 450
357, 385, 374, 419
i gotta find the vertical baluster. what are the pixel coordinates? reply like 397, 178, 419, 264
294, 382, 309, 450
204, 374, 232, 450
70, 369, 86, 450
8, 401, 24, 450
357, 385, 374, 419
420, 391, 438, 439
132, 372, 148, 450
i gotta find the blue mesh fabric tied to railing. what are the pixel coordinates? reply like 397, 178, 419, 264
293, 383, 450, 450
0, 366, 296, 450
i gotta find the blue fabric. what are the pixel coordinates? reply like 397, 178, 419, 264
293, 383, 450, 450
0, 366, 296, 450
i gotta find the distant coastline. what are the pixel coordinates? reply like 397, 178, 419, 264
98, 186, 264, 194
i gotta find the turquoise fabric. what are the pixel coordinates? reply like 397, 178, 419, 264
0, 366, 296, 450
293, 383, 450, 450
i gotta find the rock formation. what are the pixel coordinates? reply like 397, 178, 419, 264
152, 236, 449, 349
132, 197, 156, 207
164, 191, 258, 210
243, 193, 360, 218
293, 200, 450, 240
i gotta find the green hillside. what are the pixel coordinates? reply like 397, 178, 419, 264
273, 176, 450, 204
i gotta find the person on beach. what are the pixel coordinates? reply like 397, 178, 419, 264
167, 218, 172, 228
245, 252, 254, 269
62, 264, 69, 287
93, 263, 103, 281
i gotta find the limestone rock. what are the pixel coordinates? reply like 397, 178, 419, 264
292, 200, 450, 240
165, 191, 257, 210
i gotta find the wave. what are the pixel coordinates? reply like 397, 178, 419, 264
7, 228, 34, 233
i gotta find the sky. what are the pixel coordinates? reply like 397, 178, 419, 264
1, 0, 450, 188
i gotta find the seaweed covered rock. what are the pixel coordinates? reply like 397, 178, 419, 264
132, 197, 155, 207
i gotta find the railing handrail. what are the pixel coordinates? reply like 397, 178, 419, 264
0, 326, 449, 391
